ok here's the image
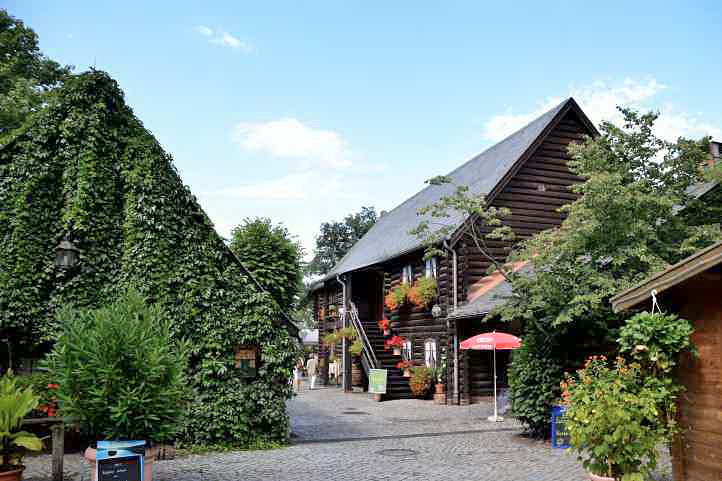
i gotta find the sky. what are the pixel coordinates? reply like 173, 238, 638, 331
5, 1, 722, 258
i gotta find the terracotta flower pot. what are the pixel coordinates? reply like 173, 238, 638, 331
588, 472, 617, 481
435, 383, 445, 394
0, 467, 24, 481
403, 368, 411, 377
393, 347, 401, 356
85, 445, 159, 481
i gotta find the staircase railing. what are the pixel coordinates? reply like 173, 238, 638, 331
347, 301, 379, 375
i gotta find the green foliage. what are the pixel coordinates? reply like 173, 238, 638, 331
0, 71, 299, 446
411, 176, 514, 272
408, 366, 432, 398
500, 108, 720, 436
0, 371, 43, 468
16, 371, 59, 417
229, 217, 303, 312
0, 10, 72, 136
322, 327, 363, 356
45, 290, 189, 443
564, 357, 678, 480
408, 277, 437, 308
618, 312, 696, 376
308, 206, 377, 275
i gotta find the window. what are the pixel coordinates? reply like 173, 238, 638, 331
425, 257, 437, 279
235, 345, 258, 378
424, 338, 437, 369
402, 339, 413, 361
402, 264, 413, 284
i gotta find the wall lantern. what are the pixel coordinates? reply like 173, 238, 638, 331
55, 237, 80, 269
235, 345, 259, 378
431, 304, 443, 318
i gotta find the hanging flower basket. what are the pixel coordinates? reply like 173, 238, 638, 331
408, 278, 438, 309
384, 283, 411, 311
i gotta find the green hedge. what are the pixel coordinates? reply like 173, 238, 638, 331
0, 71, 298, 446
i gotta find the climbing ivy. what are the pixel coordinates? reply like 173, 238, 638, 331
0, 71, 299, 446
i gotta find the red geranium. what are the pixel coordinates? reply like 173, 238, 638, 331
384, 335, 405, 350
396, 360, 415, 370
378, 319, 391, 331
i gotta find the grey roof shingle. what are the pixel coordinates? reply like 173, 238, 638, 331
324, 98, 575, 279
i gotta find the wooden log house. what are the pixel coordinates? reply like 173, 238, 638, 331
612, 241, 722, 481
310, 97, 599, 402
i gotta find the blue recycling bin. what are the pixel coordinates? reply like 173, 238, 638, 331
551, 405, 570, 449
96, 440, 146, 481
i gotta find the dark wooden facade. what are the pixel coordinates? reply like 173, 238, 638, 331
612, 242, 722, 481
312, 102, 596, 402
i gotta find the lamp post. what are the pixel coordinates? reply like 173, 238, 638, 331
55, 237, 80, 269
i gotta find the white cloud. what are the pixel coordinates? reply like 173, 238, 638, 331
211, 172, 344, 201
194, 25, 255, 53
483, 78, 720, 142
233, 118, 352, 168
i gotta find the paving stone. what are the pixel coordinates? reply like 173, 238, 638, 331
23, 383, 672, 481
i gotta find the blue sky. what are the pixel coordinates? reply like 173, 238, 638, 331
6, 1, 722, 256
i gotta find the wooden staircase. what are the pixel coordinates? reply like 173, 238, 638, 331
351, 303, 411, 399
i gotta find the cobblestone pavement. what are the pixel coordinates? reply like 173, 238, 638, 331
23, 383, 672, 481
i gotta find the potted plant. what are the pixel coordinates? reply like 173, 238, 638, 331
384, 335, 405, 356
46, 290, 189, 481
0, 371, 44, 481
396, 360, 416, 377
378, 318, 391, 336
408, 278, 438, 309
409, 366, 433, 398
433, 360, 447, 397
328, 304, 337, 316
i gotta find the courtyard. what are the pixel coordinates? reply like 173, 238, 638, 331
24, 384, 671, 481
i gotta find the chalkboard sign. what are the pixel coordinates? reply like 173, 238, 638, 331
368, 369, 387, 394
98, 456, 141, 481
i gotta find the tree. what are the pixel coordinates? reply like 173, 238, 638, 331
0, 10, 72, 136
308, 206, 377, 274
410, 175, 515, 272
229, 217, 304, 313
498, 108, 720, 436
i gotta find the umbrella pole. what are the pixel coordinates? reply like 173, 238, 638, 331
488, 345, 502, 422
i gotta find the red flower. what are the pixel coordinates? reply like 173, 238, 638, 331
47, 383, 60, 389
384, 335, 405, 350
378, 319, 391, 331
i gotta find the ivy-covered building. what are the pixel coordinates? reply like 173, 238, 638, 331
0, 71, 299, 445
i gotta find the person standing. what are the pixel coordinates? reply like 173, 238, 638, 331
306, 354, 318, 390
293, 357, 304, 393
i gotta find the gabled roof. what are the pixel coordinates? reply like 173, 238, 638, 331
611, 240, 722, 312
323, 98, 594, 280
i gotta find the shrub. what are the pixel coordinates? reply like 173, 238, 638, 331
16, 372, 59, 418
507, 330, 565, 437
408, 278, 437, 308
0, 371, 43, 471
564, 356, 675, 480
409, 367, 432, 398
46, 289, 189, 444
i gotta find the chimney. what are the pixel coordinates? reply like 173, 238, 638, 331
711, 141, 721, 167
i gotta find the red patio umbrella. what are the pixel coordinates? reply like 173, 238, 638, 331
460, 331, 521, 422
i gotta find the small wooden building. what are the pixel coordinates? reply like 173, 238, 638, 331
611, 241, 722, 481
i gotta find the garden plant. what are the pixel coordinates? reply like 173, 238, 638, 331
0, 371, 43, 479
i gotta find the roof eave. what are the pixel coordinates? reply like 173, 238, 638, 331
611, 241, 722, 312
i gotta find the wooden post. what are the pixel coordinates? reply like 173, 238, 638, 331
342, 275, 353, 392
50, 422, 63, 481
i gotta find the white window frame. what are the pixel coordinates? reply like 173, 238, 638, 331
402, 264, 413, 284
425, 257, 438, 279
402, 339, 413, 361
424, 338, 437, 369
